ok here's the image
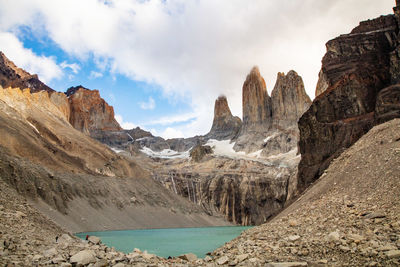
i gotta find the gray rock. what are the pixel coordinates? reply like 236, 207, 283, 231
112, 263, 126, 267
60, 263, 72, 267
236, 254, 248, 262
88, 236, 101, 245
70, 250, 96, 265
216, 255, 229, 265
178, 253, 198, 262
326, 231, 340, 242
94, 258, 108, 267
364, 212, 386, 219
288, 235, 301, 242
266, 262, 308, 267
386, 250, 400, 258
43, 247, 57, 258
32, 254, 42, 262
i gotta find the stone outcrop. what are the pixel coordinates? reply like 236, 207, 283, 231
234, 67, 311, 155
271, 71, 311, 128
241, 66, 272, 130
206, 95, 242, 140
66, 86, 122, 134
298, 6, 400, 192
189, 145, 213, 162
0, 52, 54, 93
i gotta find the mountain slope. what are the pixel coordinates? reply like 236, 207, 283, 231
212, 118, 400, 266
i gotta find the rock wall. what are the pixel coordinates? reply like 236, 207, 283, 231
271, 70, 311, 128
153, 157, 297, 225
298, 9, 400, 192
234, 68, 311, 155
66, 86, 122, 134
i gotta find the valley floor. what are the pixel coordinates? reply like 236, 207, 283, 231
1, 119, 400, 266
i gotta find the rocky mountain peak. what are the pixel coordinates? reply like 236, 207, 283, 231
0, 51, 53, 93
271, 70, 311, 128
206, 95, 242, 140
242, 66, 271, 128
67, 85, 121, 134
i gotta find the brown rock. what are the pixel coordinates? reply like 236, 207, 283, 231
0, 51, 54, 93
298, 12, 400, 192
66, 86, 122, 134
242, 66, 272, 129
206, 95, 242, 140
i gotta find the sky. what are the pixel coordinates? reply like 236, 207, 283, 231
0, 0, 395, 139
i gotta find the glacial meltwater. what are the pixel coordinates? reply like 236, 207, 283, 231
76, 226, 251, 258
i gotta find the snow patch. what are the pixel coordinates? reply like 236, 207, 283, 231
110, 147, 124, 153
140, 146, 190, 159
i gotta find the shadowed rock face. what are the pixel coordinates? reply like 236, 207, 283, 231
298, 9, 400, 192
66, 86, 122, 134
206, 95, 242, 140
0, 52, 54, 93
271, 70, 312, 128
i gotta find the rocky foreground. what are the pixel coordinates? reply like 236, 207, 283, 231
1, 119, 399, 266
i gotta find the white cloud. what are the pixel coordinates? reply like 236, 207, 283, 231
143, 112, 197, 126
0, 0, 394, 137
115, 114, 136, 130
139, 96, 156, 110
60, 61, 80, 74
89, 71, 103, 79
0, 31, 62, 83
160, 127, 184, 139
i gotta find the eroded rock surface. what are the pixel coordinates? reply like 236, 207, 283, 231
298, 9, 400, 192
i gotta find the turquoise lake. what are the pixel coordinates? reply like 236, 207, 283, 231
76, 226, 251, 258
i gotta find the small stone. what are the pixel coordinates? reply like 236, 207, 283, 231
94, 259, 109, 267
60, 263, 72, 267
112, 263, 125, 267
178, 253, 197, 262
289, 220, 298, 227
339, 245, 351, 252
204, 255, 212, 262
52, 255, 65, 264
386, 250, 400, 258
32, 255, 42, 262
378, 245, 397, 251
216, 255, 229, 265
43, 247, 58, 258
236, 254, 248, 262
327, 231, 340, 242
365, 212, 386, 219
288, 235, 301, 242
142, 252, 155, 260
266, 262, 308, 267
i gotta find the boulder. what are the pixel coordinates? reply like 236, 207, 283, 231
178, 253, 198, 262
70, 250, 96, 265
88, 235, 101, 245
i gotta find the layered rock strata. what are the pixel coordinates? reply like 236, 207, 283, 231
298, 6, 400, 192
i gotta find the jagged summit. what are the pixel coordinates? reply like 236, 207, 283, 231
271, 70, 312, 128
242, 66, 271, 129
0, 51, 54, 93
206, 95, 242, 140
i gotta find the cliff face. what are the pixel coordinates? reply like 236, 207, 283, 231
271, 70, 311, 128
0, 52, 54, 93
66, 86, 122, 134
298, 8, 400, 192
234, 68, 311, 155
242, 66, 272, 130
206, 95, 242, 140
